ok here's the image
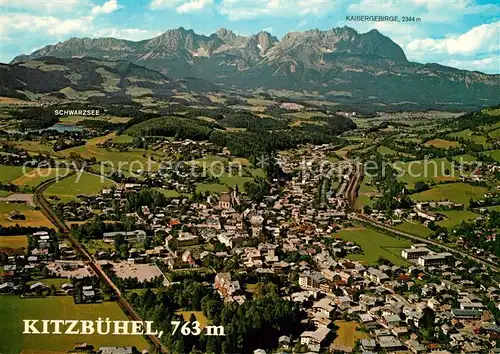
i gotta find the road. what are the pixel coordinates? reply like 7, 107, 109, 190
337, 155, 500, 272
349, 213, 500, 272
345, 169, 363, 211
34, 173, 169, 353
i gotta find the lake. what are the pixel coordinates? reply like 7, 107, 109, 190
7, 123, 84, 134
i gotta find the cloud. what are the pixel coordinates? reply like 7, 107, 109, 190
150, 0, 183, 10
0, 14, 94, 36
91, 0, 121, 16
441, 55, 500, 74
95, 28, 162, 40
1, 0, 85, 13
406, 22, 500, 57
217, 0, 335, 21
401, 22, 500, 73
149, 0, 213, 12
297, 20, 309, 28
177, 0, 213, 13
347, 0, 499, 23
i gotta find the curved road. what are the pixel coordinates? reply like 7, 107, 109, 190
34, 172, 169, 353
338, 157, 500, 272
348, 209, 500, 273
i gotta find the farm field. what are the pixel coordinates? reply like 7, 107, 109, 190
410, 183, 488, 205
452, 154, 477, 162
394, 221, 432, 238
394, 158, 456, 187
245, 97, 275, 107
448, 129, 492, 148
0, 235, 27, 249
335, 227, 410, 266
333, 320, 368, 348
191, 155, 234, 167
355, 195, 376, 210
190, 156, 263, 194
155, 189, 182, 198
437, 210, 480, 229
61, 133, 161, 172
0, 203, 54, 228
0, 96, 34, 105
0, 165, 30, 183
218, 175, 255, 191
424, 139, 460, 149
0, 296, 149, 353
190, 155, 251, 168
196, 183, 229, 194
396, 136, 422, 143
112, 134, 134, 144
334, 144, 364, 159
9, 140, 56, 154
326, 154, 340, 163
286, 111, 328, 120
0, 202, 32, 213
489, 128, 500, 139
377, 145, 399, 155
358, 176, 376, 193
89, 163, 137, 178
43, 172, 115, 201
12, 168, 72, 188
483, 107, 500, 116
483, 149, 500, 162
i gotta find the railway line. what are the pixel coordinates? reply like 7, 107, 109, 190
337, 158, 499, 272
33, 173, 168, 353
342, 163, 363, 211
350, 213, 500, 272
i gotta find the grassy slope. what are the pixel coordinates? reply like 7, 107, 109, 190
394, 158, 456, 188
437, 210, 480, 229
43, 172, 115, 201
410, 183, 488, 204
335, 227, 410, 266
0, 296, 148, 353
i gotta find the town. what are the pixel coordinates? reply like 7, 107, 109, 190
1, 103, 499, 353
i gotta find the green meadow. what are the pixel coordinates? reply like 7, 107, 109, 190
335, 227, 410, 266
394, 158, 456, 188
410, 183, 488, 205
0, 296, 149, 353
437, 210, 480, 229
43, 172, 115, 201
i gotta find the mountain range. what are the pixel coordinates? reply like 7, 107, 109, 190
0, 56, 215, 103
6, 26, 500, 109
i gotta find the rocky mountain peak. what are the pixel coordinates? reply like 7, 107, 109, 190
273, 26, 407, 63
7, 26, 498, 112
253, 31, 278, 52
215, 28, 237, 41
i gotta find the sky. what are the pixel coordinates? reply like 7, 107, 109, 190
0, 0, 499, 73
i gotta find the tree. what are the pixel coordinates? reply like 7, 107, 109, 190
49, 284, 57, 296
244, 177, 270, 203
414, 181, 429, 193
420, 307, 435, 330
0, 252, 8, 265
119, 243, 129, 259
41, 266, 49, 278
